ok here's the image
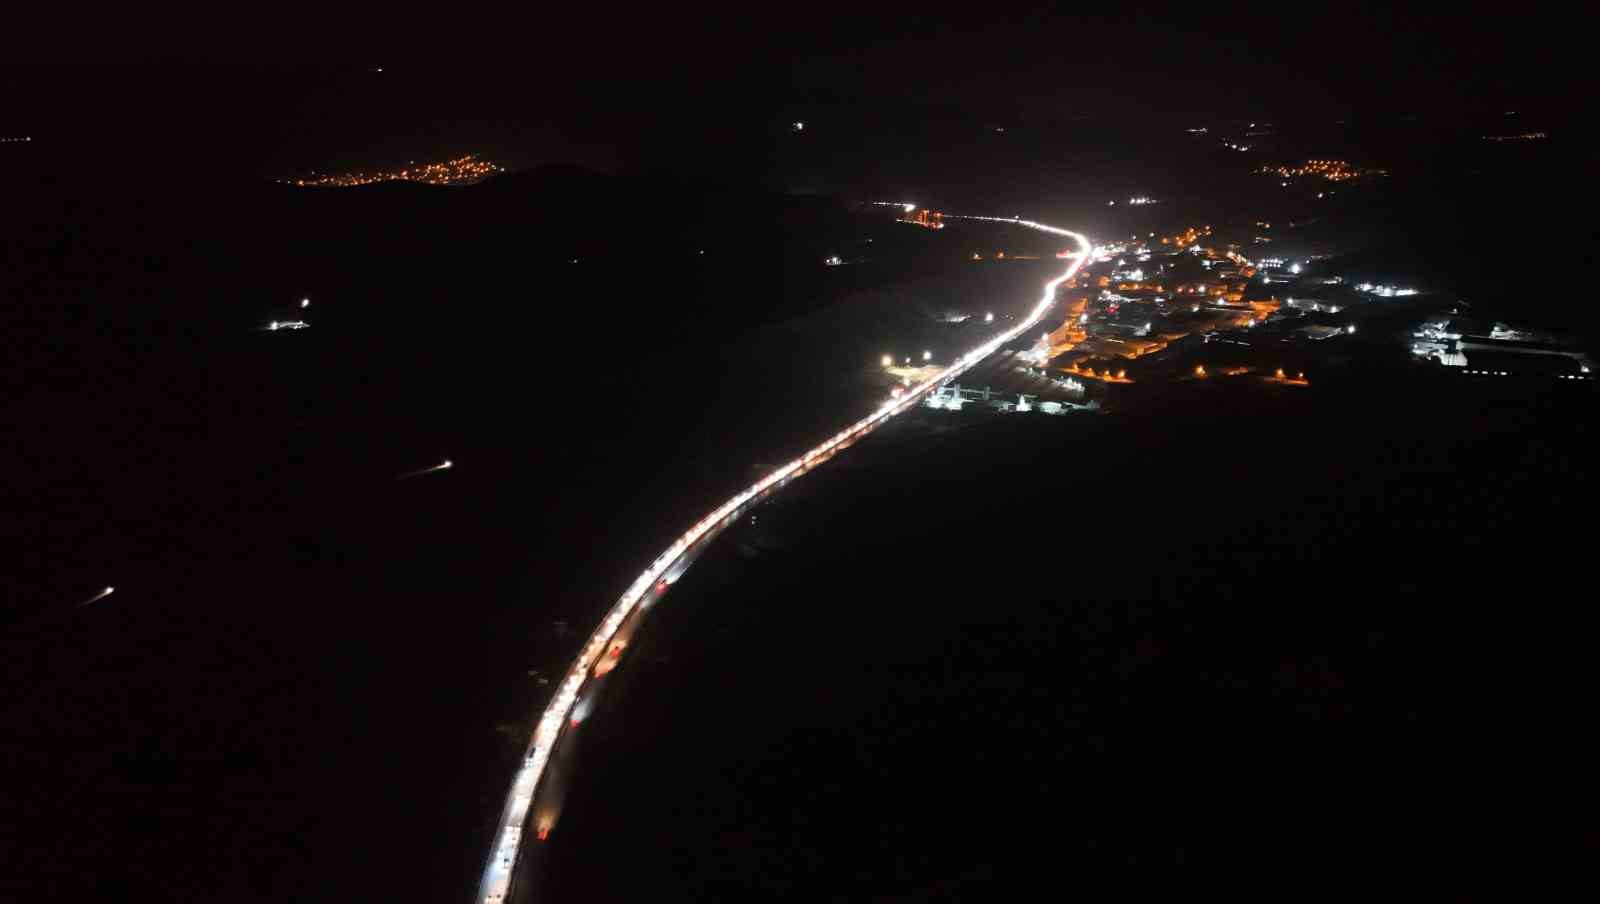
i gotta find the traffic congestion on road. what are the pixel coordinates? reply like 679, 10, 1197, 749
477, 216, 1091, 904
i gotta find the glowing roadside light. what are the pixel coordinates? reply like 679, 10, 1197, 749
881, 354, 892, 368
105, 586, 115, 594
923, 350, 932, 361
301, 297, 311, 308
441, 460, 453, 469
269, 321, 279, 330
903, 203, 915, 212
985, 311, 994, 322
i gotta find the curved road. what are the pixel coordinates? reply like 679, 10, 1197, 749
477, 216, 1092, 903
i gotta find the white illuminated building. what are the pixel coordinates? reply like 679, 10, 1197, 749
1355, 282, 1419, 298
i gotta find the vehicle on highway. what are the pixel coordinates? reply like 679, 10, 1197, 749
593, 640, 627, 676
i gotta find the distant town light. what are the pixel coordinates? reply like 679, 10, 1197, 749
922, 350, 932, 361
881, 354, 892, 368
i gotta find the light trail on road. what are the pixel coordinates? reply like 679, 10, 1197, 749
397, 460, 453, 480
476, 215, 1091, 904
77, 586, 115, 608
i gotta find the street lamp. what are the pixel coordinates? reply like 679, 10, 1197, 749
881, 354, 893, 368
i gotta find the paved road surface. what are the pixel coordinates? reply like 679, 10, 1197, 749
476, 216, 1092, 903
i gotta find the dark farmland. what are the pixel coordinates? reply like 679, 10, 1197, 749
0, 170, 1057, 901
537, 373, 1593, 901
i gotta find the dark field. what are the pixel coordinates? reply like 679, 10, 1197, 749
536, 374, 1593, 900
1, 174, 1061, 901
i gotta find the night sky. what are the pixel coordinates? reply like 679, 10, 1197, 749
3, 7, 1584, 184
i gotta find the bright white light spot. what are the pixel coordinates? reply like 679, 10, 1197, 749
269, 321, 278, 330
301, 298, 310, 308
441, 460, 453, 469
1289, 263, 1302, 274
881, 354, 892, 368
903, 203, 916, 213
922, 350, 932, 361
105, 586, 115, 594
985, 312, 994, 323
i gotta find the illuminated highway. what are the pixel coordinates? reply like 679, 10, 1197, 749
476, 215, 1091, 903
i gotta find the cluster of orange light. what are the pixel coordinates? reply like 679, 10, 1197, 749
899, 209, 945, 229
1193, 364, 1307, 384
287, 154, 504, 188
1257, 159, 1378, 182
1158, 225, 1210, 248
1062, 362, 1131, 383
